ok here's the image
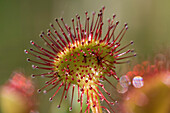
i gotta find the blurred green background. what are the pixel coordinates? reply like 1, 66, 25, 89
0, 0, 170, 113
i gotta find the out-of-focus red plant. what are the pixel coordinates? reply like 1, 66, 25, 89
0, 72, 38, 113
120, 53, 170, 113
126, 61, 158, 79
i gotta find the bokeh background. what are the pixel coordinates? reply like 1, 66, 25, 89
0, 0, 170, 113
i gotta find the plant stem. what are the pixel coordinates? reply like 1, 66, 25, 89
89, 90, 103, 113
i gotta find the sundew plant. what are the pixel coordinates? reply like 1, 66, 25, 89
25, 7, 135, 113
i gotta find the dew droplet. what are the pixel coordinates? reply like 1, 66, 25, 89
31, 74, 35, 78
41, 75, 45, 78
43, 90, 47, 94
49, 97, 53, 102
27, 58, 30, 62
32, 65, 36, 69
116, 82, 128, 94
110, 102, 115, 105
57, 105, 60, 108
37, 89, 41, 93
69, 107, 72, 111
132, 76, 144, 88
100, 98, 104, 102
30, 40, 34, 45
24, 49, 28, 54
115, 100, 118, 104
119, 75, 131, 87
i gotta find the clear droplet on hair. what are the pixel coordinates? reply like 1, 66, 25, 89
69, 107, 72, 111
24, 50, 28, 54
49, 97, 53, 102
37, 89, 41, 93
43, 90, 47, 94
31, 74, 35, 78
57, 105, 60, 108
41, 75, 45, 78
